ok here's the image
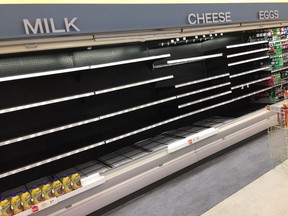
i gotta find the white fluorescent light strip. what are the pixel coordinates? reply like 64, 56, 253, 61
0, 92, 95, 114
175, 73, 230, 88
0, 95, 177, 147
178, 91, 232, 108
227, 48, 268, 58
90, 54, 171, 69
99, 96, 177, 120
2, 92, 252, 178
0, 66, 90, 82
106, 96, 238, 144
0, 141, 105, 179
231, 76, 271, 90
226, 40, 268, 49
167, 53, 223, 65
228, 56, 269, 67
272, 66, 288, 73
232, 87, 273, 102
230, 66, 271, 78
0, 117, 101, 146
176, 82, 231, 99
0, 54, 171, 83
106, 116, 180, 143
179, 99, 234, 119
0, 76, 173, 115
95, 76, 174, 95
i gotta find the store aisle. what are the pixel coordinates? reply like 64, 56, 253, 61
93, 133, 274, 216
202, 160, 288, 216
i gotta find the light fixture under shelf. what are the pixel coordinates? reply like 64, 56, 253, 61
0, 92, 177, 147
0, 66, 90, 82
0, 54, 171, 83
231, 76, 271, 90
0, 75, 173, 115
168, 53, 223, 64
90, 54, 171, 69
176, 82, 231, 99
0, 141, 105, 179
175, 73, 230, 88
153, 53, 223, 69
228, 56, 269, 67
230, 66, 271, 78
227, 48, 268, 58
95, 75, 173, 95
226, 40, 268, 49
178, 91, 232, 108
0, 92, 95, 114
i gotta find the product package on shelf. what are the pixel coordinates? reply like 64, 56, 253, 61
0, 165, 100, 216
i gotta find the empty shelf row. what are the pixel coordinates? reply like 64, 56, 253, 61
0, 81, 231, 147
0, 116, 234, 179
0, 54, 171, 82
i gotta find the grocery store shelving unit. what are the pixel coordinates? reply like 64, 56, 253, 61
0, 25, 285, 216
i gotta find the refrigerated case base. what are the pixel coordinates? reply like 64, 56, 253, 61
32, 108, 273, 216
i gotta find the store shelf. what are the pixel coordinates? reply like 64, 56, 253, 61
228, 56, 269, 67
167, 127, 219, 153
167, 53, 223, 64
175, 73, 230, 88
0, 66, 90, 82
227, 48, 268, 58
2, 88, 262, 179
273, 81, 288, 87
176, 82, 231, 99
271, 66, 288, 73
178, 91, 232, 108
13, 173, 105, 216
0, 92, 176, 147
90, 54, 171, 69
0, 54, 170, 82
36, 108, 273, 216
153, 53, 223, 69
94, 76, 173, 95
230, 66, 271, 78
0, 141, 105, 179
231, 76, 272, 90
0, 92, 95, 115
269, 38, 288, 44
0, 76, 173, 115
226, 40, 268, 49
270, 52, 288, 59
232, 86, 274, 102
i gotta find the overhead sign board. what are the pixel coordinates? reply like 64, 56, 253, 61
0, 2, 287, 39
